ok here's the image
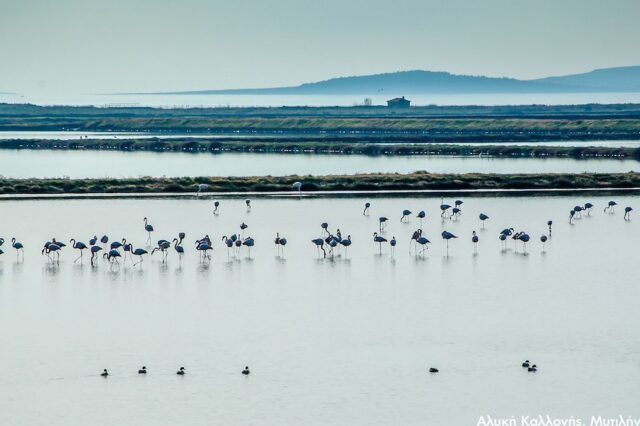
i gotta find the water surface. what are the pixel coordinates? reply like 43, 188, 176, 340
0, 195, 639, 425
0, 149, 638, 178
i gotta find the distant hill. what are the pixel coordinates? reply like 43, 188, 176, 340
532, 66, 640, 92
137, 66, 640, 96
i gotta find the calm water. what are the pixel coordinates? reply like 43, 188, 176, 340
2, 131, 640, 148
0, 195, 639, 425
0, 150, 638, 178
3, 92, 640, 107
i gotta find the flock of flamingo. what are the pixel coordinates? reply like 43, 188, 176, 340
0, 197, 633, 266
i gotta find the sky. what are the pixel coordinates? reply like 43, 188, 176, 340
1, 0, 639, 95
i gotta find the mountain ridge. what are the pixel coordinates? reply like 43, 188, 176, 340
128, 66, 640, 96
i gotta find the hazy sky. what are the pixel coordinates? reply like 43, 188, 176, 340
1, 0, 639, 95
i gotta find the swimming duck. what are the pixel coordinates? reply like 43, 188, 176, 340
100, 369, 109, 377
176, 367, 185, 375
429, 367, 439, 373
138, 366, 147, 374
242, 366, 250, 375
528, 364, 537, 372
522, 360, 530, 368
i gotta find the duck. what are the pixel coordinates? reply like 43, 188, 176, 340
429, 367, 439, 373
528, 364, 537, 372
176, 367, 185, 375
100, 369, 109, 377
242, 366, 250, 375
522, 360, 530, 368
138, 366, 147, 374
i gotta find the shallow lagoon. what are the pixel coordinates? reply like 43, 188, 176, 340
1, 149, 639, 178
0, 195, 639, 425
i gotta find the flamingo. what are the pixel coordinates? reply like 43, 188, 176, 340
104, 249, 121, 263
604, 201, 617, 213
274, 233, 287, 256
197, 183, 208, 196
573, 205, 584, 218
518, 233, 531, 253
130, 245, 148, 266
151, 240, 171, 262
389, 236, 396, 256
471, 231, 479, 252
410, 229, 422, 254
416, 235, 430, 255
584, 202, 593, 214
441, 231, 457, 256
292, 181, 302, 192
245, 199, 251, 212
196, 239, 213, 261
479, 213, 489, 228
450, 207, 462, 220
363, 202, 370, 216
11, 238, 24, 259
121, 239, 132, 262
547, 220, 553, 238
416, 210, 426, 227
378, 217, 388, 232
213, 201, 220, 215
320, 222, 330, 237
222, 235, 234, 257
143, 218, 154, 244
624, 206, 633, 220
440, 198, 451, 219
400, 209, 412, 223
373, 232, 387, 254
338, 235, 351, 256
89, 235, 98, 246
311, 238, 326, 258
326, 235, 339, 257
172, 238, 185, 257
242, 237, 255, 258
499, 233, 508, 249
569, 209, 575, 224
90, 246, 102, 265
42, 243, 61, 262
70, 239, 88, 262
100, 235, 109, 252
240, 222, 249, 237
540, 235, 548, 251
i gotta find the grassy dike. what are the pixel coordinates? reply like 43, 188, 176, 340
2, 172, 640, 195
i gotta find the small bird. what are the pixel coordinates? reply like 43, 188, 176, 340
176, 367, 185, 375
138, 366, 147, 374
242, 366, 250, 375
